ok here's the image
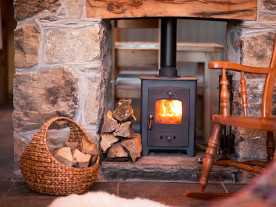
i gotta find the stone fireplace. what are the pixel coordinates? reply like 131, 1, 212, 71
13, 0, 276, 181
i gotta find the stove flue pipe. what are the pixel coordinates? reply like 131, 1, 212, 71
159, 17, 178, 77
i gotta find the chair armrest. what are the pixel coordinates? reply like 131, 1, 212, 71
209, 61, 271, 74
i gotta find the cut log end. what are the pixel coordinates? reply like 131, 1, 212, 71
102, 111, 120, 133
65, 141, 78, 151
100, 133, 119, 153
81, 137, 98, 155
107, 143, 129, 158
107, 110, 113, 119
113, 121, 134, 138
121, 133, 142, 162
72, 148, 92, 168
113, 99, 134, 122
53, 147, 74, 167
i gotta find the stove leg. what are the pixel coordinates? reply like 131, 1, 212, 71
187, 148, 194, 157
142, 146, 149, 156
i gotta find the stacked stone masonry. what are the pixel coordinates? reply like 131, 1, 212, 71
13, 0, 112, 173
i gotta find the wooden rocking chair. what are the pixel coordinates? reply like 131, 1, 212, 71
185, 40, 276, 199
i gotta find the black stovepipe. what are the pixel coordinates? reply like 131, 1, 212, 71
159, 17, 178, 77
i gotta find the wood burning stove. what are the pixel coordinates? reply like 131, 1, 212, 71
141, 77, 197, 156
140, 18, 197, 156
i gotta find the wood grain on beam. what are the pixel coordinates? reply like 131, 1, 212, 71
87, 0, 257, 20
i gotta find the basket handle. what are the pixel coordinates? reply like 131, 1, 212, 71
35, 116, 94, 148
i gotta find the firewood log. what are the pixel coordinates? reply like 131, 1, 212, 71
121, 133, 142, 162
65, 141, 78, 151
72, 148, 92, 168
81, 137, 98, 155
107, 143, 129, 158
113, 121, 134, 138
102, 111, 120, 133
100, 133, 119, 153
53, 147, 74, 167
113, 99, 134, 122
90, 154, 98, 165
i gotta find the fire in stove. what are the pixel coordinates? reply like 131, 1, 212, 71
155, 99, 182, 124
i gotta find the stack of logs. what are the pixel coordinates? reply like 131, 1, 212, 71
52, 137, 98, 168
100, 99, 142, 162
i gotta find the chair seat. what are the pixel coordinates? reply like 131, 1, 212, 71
213, 115, 276, 131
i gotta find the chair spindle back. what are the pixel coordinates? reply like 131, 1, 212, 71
220, 69, 229, 116
261, 40, 276, 118
219, 40, 276, 118
240, 72, 248, 117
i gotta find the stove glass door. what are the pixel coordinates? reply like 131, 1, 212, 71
155, 99, 182, 124
147, 87, 189, 147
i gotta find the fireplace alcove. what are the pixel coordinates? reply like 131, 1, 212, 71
13, 0, 276, 182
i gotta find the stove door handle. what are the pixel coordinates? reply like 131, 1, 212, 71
148, 115, 154, 130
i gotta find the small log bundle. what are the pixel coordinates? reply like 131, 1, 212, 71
101, 99, 142, 162
52, 137, 98, 168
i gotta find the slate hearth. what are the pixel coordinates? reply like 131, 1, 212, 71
99, 152, 239, 183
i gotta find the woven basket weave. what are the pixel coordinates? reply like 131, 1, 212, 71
20, 116, 100, 195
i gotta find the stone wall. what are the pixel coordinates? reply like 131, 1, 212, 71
226, 0, 276, 162
13, 0, 112, 177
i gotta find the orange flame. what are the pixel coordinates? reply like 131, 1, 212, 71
155, 100, 182, 124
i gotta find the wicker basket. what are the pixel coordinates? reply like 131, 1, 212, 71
20, 116, 100, 195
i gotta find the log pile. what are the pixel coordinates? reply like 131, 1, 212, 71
52, 138, 98, 168
100, 99, 142, 162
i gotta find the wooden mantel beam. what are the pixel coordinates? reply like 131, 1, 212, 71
86, 0, 257, 20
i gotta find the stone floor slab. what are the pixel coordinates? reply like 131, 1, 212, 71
118, 182, 227, 207
224, 183, 247, 193
90, 182, 119, 195
0, 197, 55, 207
